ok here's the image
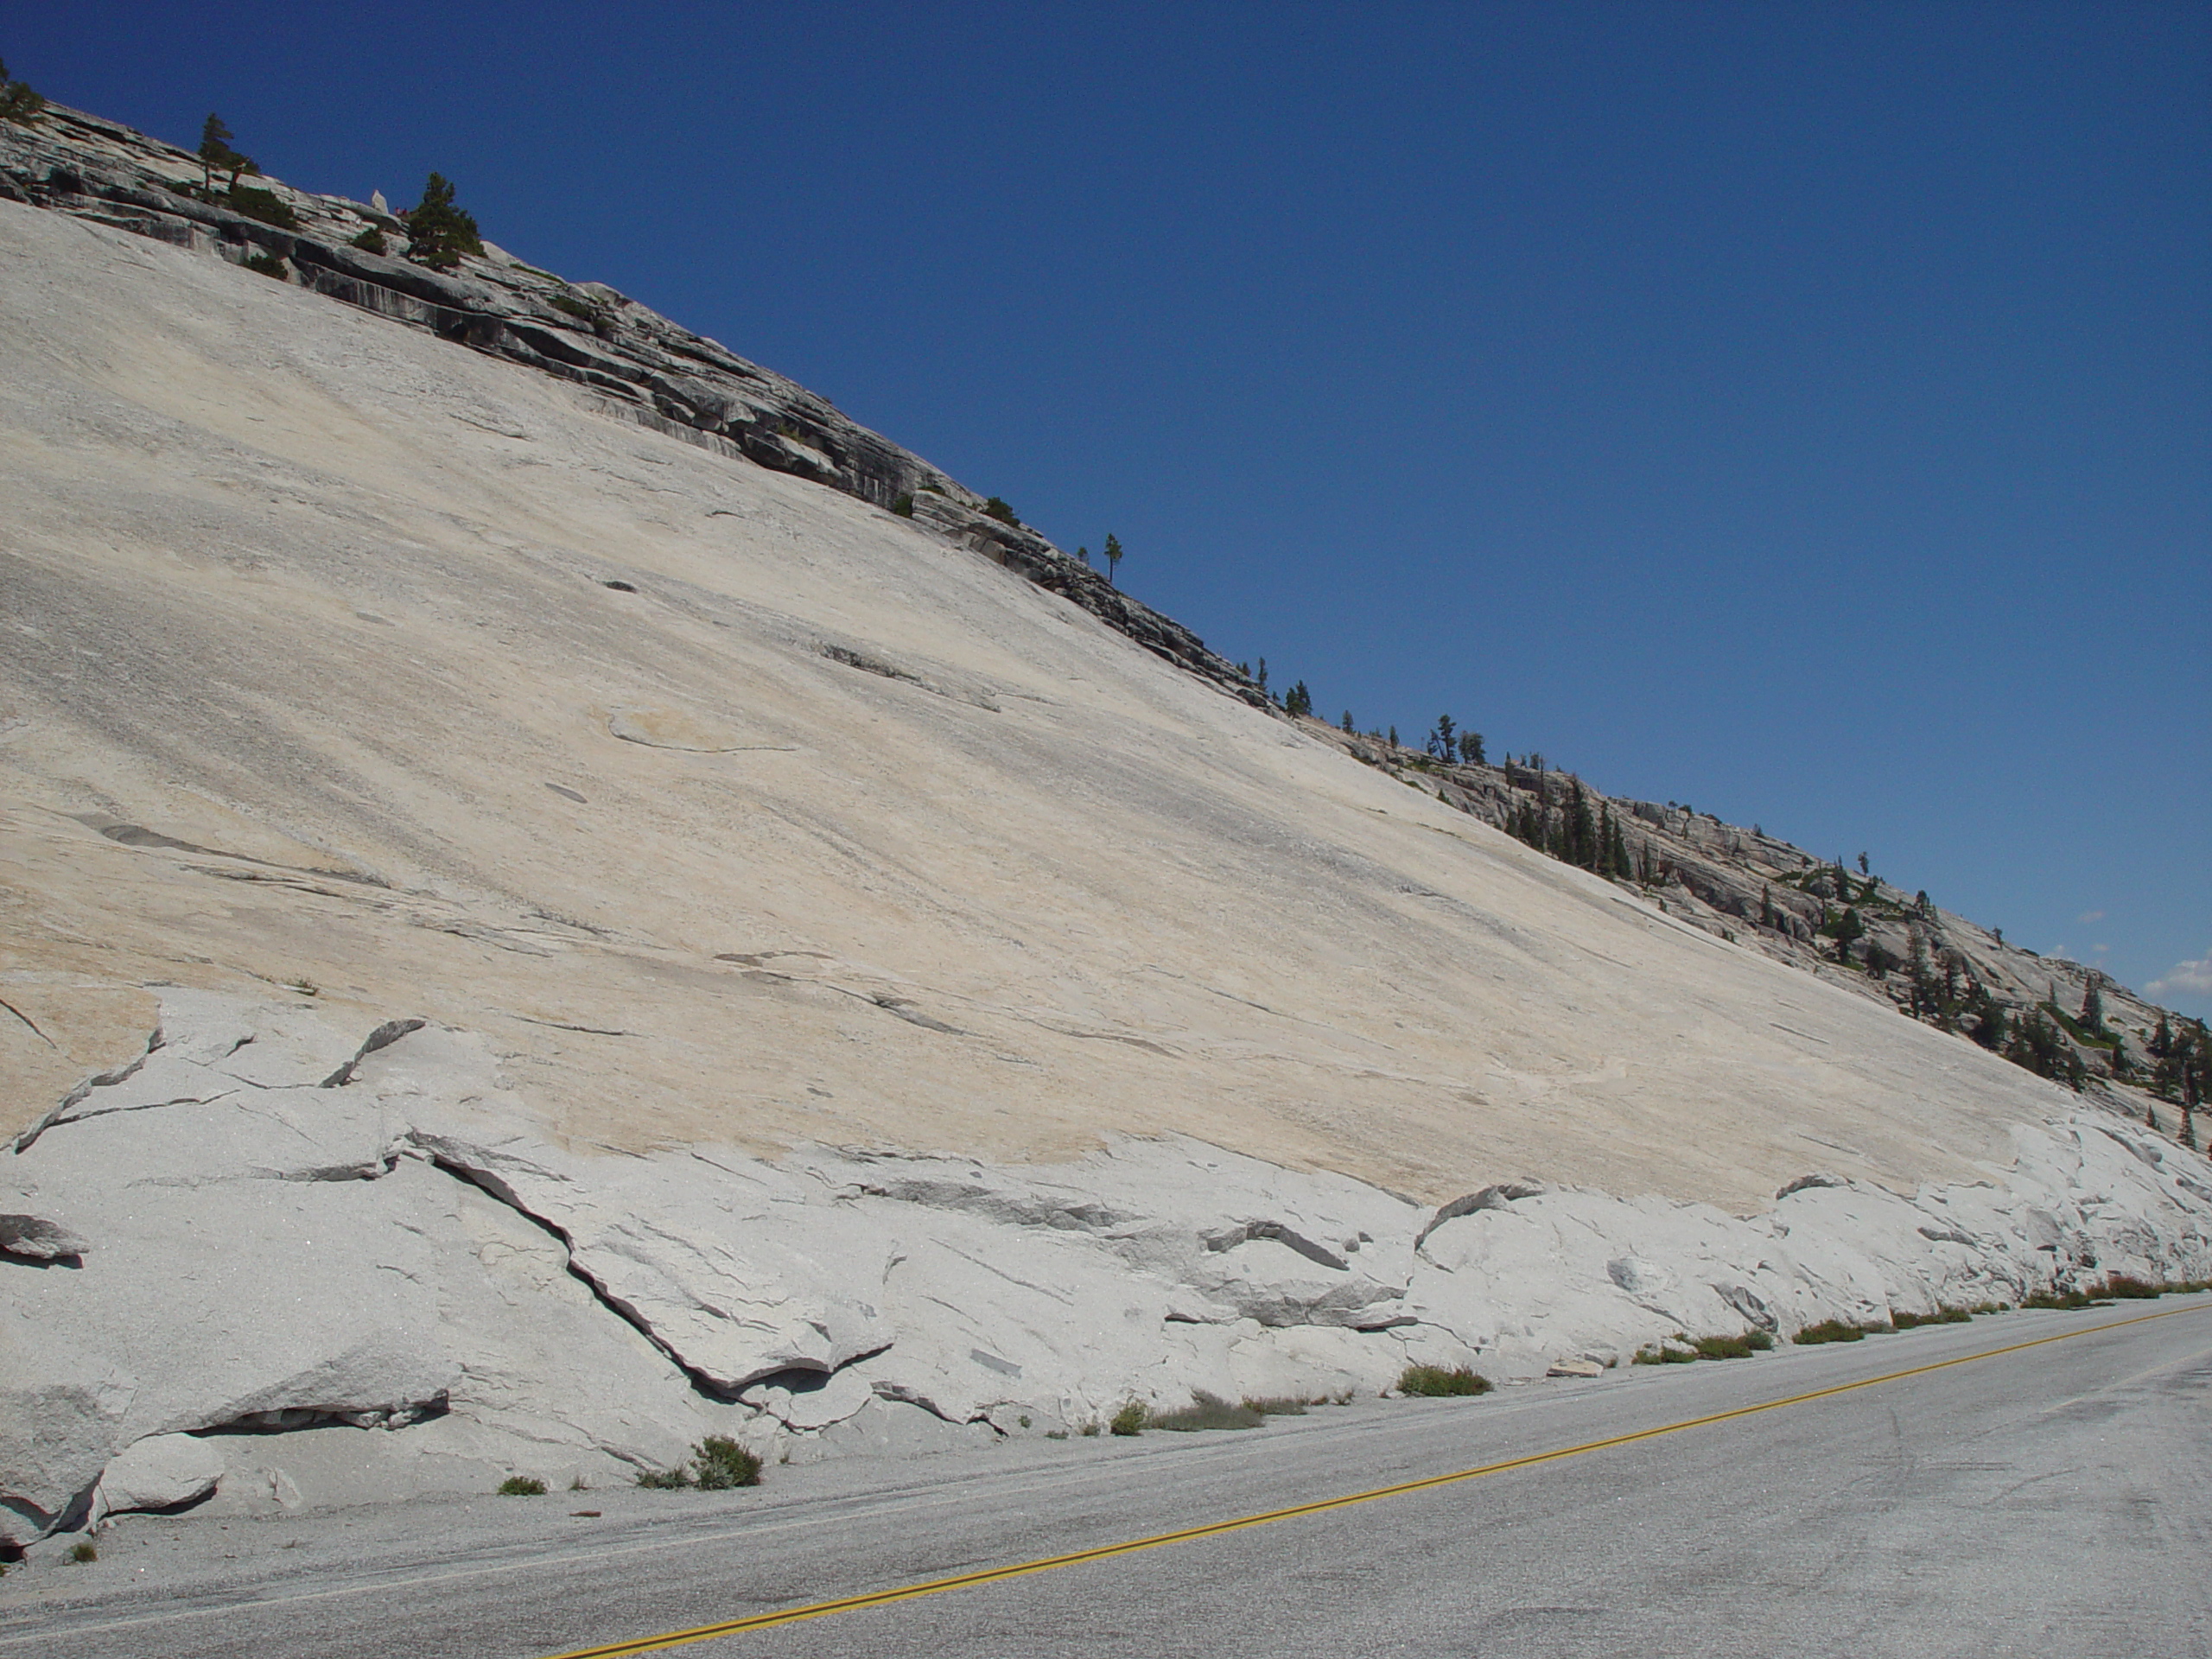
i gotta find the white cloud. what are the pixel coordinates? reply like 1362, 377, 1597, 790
2077, 909, 2105, 924
2147, 953, 2212, 998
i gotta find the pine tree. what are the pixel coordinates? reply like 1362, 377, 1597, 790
198, 113, 255, 192
1904, 927, 1931, 1016
1427, 715, 1456, 761
2080, 979, 2105, 1035
0, 59, 45, 127
403, 173, 485, 271
1103, 532, 1124, 587
1458, 730, 1485, 766
1340, 710, 1354, 734
1831, 906, 1865, 967
1970, 984, 2007, 1051
1284, 680, 1313, 719
1567, 782, 1596, 870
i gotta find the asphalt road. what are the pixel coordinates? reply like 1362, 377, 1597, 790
8, 1298, 2209, 1659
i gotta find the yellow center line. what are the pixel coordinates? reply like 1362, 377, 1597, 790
543, 1300, 2211, 1658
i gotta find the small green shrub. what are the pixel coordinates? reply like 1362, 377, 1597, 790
691, 1436, 762, 1490
982, 496, 1020, 527
1239, 1395, 1308, 1417
1396, 1364, 1491, 1397
549, 291, 601, 323
891, 492, 915, 517
1045, 1429, 1068, 1440
1794, 1319, 1872, 1344
1079, 1420, 1100, 1437
1633, 1343, 1697, 1364
226, 182, 301, 230
243, 252, 287, 280
1687, 1332, 1772, 1360
350, 227, 387, 255
67, 1539, 98, 1563
498, 1476, 547, 1497
635, 1435, 761, 1489
1109, 1401, 1148, 1436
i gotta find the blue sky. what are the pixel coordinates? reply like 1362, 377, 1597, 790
16, 3, 2209, 1014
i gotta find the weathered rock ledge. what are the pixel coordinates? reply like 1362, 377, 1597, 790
8, 993, 2208, 1540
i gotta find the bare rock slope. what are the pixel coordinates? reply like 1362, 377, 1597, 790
3, 110, 2209, 1540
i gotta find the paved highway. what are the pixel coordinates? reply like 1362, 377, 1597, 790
7, 1298, 2208, 1658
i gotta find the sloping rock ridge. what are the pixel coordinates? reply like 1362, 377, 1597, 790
1322, 729, 2205, 1127
6, 995, 2208, 1538
0, 104, 1255, 704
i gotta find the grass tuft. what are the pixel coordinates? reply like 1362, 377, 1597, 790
1634, 1330, 1771, 1363
2099, 1274, 2163, 1300
67, 1540, 98, 1564
1149, 1391, 1264, 1432
497, 1476, 547, 1497
1239, 1395, 1309, 1417
1787, 1327, 1893, 1353
1396, 1363, 1492, 1397
1891, 1306, 1974, 1328
2023, 1287, 2101, 1311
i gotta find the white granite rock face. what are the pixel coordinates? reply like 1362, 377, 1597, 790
7, 995, 2209, 1539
